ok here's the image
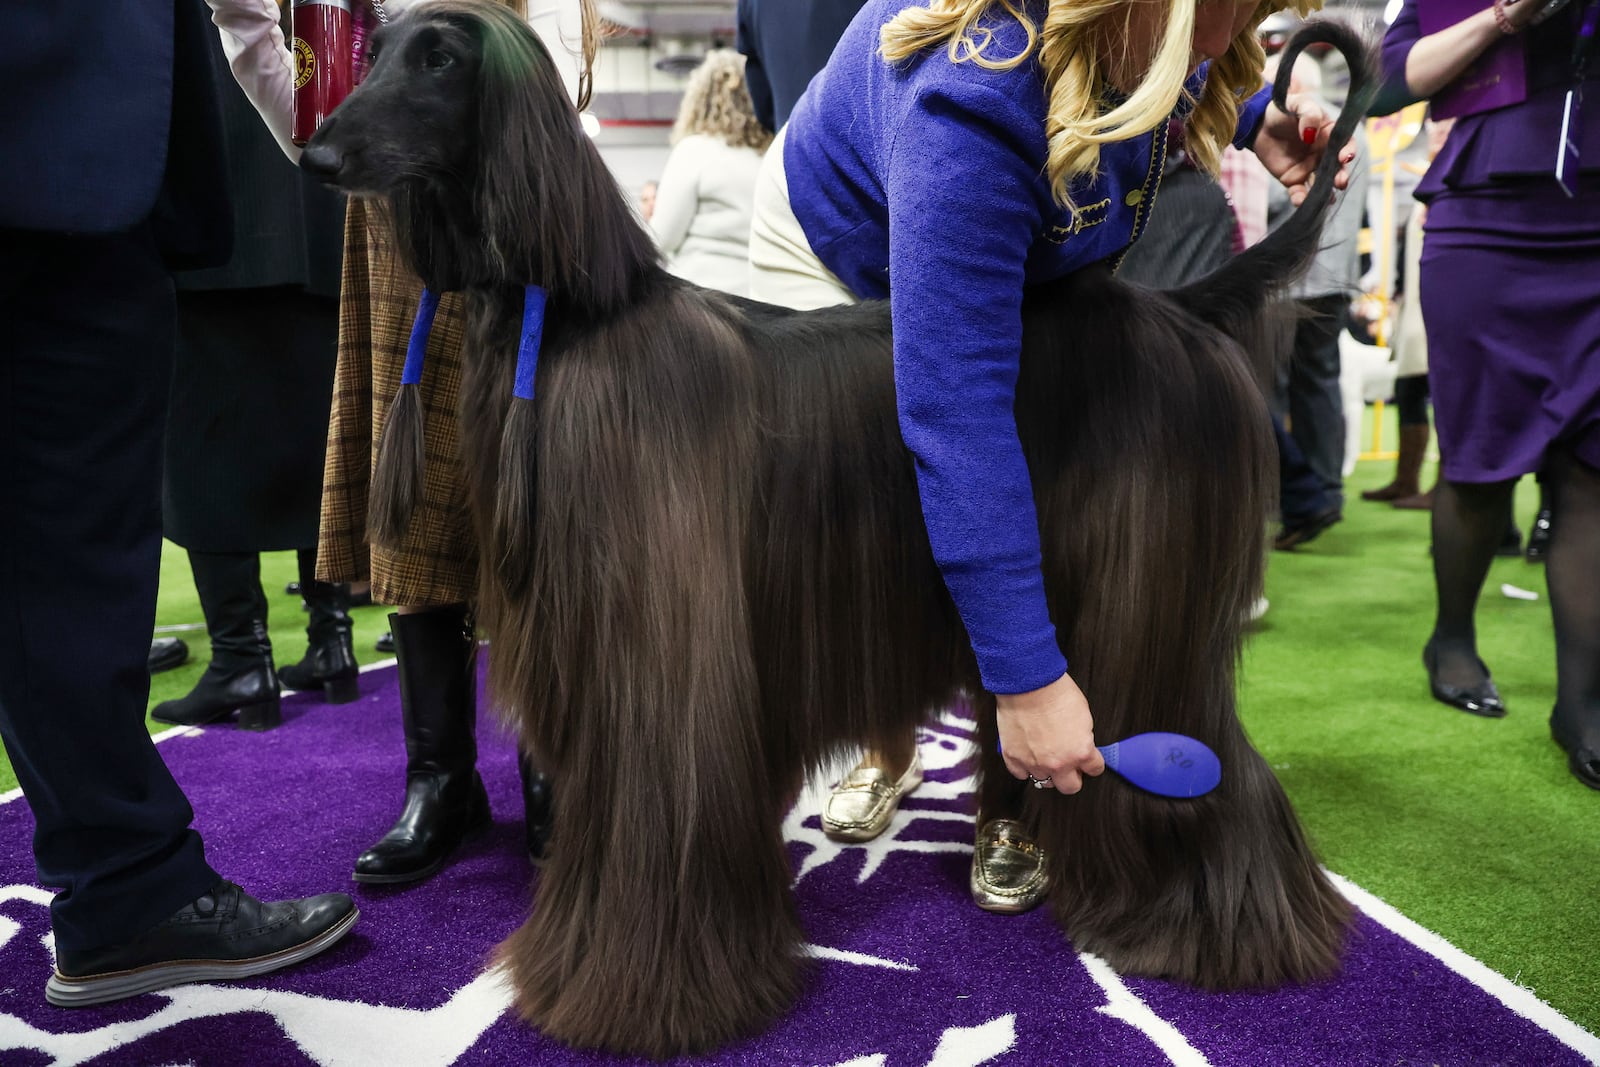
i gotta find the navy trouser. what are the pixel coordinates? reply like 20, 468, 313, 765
0, 226, 218, 954
1274, 294, 1347, 509
1276, 412, 1334, 523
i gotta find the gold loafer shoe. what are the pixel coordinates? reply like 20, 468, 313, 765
820, 752, 924, 842
970, 817, 1049, 914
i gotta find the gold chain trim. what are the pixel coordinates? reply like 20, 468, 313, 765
1110, 119, 1170, 275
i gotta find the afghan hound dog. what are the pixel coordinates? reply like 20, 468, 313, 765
304, 5, 1373, 1056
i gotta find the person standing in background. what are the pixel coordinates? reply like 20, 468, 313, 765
1265, 51, 1370, 549
736, 0, 869, 132
1379, 0, 1600, 790
153, 8, 356, 732
0, 0, 356, 1008
651, 50, 772, 297
1363, 115, 1451, 510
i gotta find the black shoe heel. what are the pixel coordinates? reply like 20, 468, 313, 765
1550, 716, 1600, 791
238, 699, 282, 731
323, 675, 360, 703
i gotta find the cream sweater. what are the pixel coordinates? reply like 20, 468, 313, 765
650, 134, 766, 298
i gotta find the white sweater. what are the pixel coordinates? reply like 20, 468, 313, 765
202, 0, 585, 163
650, 134, 767, 298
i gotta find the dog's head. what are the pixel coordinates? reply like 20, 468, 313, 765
302, 1, 576, 196
302, 0, 601, 291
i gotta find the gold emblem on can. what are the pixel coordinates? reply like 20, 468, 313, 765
294, 37, 316, 89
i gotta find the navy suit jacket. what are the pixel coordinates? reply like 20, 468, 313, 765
1, 0, 231, 267
736, 0, 869, 132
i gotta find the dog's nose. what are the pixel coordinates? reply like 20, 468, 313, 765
299, 142, 345, 183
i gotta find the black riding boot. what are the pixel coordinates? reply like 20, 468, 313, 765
151, 551, 280, 731
278, 548, 359, 702
352, 606, 491, 883
518, 751, 554, 863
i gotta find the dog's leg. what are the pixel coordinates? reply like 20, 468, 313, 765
494, 305, 808, 1057
1010, 297, 1351, 989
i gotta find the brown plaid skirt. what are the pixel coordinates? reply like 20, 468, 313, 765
315, 198, 478, 606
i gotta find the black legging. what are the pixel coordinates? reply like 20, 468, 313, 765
1429, 447, 1600, 747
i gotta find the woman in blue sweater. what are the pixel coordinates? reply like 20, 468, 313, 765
749, 0, 1355, 911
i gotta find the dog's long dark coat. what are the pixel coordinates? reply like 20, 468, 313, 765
305, 7, 1372, 1056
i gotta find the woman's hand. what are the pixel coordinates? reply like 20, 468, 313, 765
1253, 93, 1358, 206
996, 672, 1106, 795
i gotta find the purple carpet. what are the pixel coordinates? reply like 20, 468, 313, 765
0, 660, 1592, 1066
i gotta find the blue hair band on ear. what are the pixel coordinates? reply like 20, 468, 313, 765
401, 287, 443, 386
513, 284, 548, 401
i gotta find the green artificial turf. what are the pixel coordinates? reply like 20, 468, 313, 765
1246, 456, 1599, 1033
2, 421, 1595, 1033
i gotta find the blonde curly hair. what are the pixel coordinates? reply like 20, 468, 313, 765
671, 50, 774, 152
880, 0, 1319, 209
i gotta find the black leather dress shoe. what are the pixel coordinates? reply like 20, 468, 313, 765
47, 881, 357, 1007
1423, 642, 1507, 718
1551, 716, 1600, 791
147, 637, 189, 674
1525, 508, 1552, 563
1274, 505, 1343, 551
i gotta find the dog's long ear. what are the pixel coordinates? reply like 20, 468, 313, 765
491, 285, 548, 596
473, 11, 583, 287
471, 7, 655, 309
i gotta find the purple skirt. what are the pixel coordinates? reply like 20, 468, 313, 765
1419, 183, 1600, 483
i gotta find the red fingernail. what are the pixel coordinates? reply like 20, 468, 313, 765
1302, 127, 1317, 145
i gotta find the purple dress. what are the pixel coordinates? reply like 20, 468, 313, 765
1384, 0, 1600, 482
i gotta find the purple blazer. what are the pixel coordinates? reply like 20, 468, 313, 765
1383, 0, 1600, 197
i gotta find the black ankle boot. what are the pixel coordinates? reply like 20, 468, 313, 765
353, 607, 491, 884
518, 751, 554, 863
151, 551, 280, 731
279, 550, 359, 702
150, 653, 280, 730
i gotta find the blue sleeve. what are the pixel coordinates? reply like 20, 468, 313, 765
883, 82, 1071, 695
1233, 84, 1273, 150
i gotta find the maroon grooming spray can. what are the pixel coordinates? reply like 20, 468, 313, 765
291, 0, 354, 145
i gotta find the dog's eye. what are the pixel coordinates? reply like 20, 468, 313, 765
424, 49, 454, 72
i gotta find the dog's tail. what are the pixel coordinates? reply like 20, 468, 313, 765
1171, 19, 1377, 342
